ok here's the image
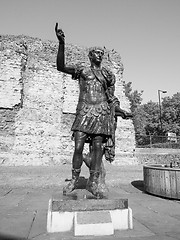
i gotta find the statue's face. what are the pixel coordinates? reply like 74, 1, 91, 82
90, 49, 104, 64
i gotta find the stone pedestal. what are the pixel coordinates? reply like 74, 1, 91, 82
47, 190, 133, 237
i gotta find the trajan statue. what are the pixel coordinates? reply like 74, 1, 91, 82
55, 23, 132, 198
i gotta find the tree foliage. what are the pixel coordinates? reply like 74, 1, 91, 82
123, 81, 143, 112
143, 101, 160, 135
123, 81, 145, 141
162, 93, 180, 135
134, 93, 180, 137
123, 81, 180, 145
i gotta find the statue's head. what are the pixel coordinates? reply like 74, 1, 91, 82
88, 46, 104, 64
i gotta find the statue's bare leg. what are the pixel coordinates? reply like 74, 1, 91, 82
83, 145, 106, 184
86, 135, 108, 198
63, 131, 87, 195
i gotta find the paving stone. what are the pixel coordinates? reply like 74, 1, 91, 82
0, 212, 34, 239
28, 210, 47, 239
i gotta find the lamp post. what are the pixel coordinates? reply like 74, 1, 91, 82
158, 90, 167, 133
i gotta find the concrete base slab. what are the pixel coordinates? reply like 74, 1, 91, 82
74, 210, 114, 236
110, 208, 133, 230
47, 199, 74, 233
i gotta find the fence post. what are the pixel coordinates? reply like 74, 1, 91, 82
150, 135, 152, 148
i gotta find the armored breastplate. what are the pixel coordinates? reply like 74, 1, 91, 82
78, 68, 107, 104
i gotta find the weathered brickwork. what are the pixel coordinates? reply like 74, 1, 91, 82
0, 35, 136, 165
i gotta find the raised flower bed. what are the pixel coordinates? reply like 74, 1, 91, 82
143, 164, 180, 199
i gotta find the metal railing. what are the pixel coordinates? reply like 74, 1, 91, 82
135, 134, 180, 148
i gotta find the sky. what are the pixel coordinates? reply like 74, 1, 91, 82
0, 0, 180, 103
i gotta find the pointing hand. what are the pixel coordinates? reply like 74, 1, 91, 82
55, 23, 65, 44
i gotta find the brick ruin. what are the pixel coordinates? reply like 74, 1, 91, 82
0, 35, 136, 165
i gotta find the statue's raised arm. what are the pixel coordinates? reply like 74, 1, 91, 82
55, 23, 75, 75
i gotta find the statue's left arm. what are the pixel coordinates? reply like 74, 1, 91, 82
104, 68, 133, 119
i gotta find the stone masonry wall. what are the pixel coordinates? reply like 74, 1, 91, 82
0, 35, 135, 165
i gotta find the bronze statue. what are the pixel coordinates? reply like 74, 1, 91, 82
55, 23, 132, 198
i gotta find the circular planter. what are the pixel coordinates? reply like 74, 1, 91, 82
143, 165, 180, 199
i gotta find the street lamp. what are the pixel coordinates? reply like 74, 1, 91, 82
158, 89, 167, 133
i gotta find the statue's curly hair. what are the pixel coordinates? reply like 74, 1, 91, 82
88, 46, 104, 59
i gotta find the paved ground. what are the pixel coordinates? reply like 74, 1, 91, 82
0, 162, 180, 240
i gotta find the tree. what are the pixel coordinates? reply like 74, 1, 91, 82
123, 81, 145, 144
143, 101, 160, 135
124, 81, 180, 145
136, 93, 180, 145
123, 81, 143, 112
132, 105, 148, 145
162, 93, 180, 135
122, 84, 180, 144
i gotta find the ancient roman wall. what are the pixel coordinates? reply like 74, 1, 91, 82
0, 35, 136, 165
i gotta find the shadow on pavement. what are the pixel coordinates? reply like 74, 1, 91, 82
0, 233, 26, 240
65, 176, 87, 189
131, 180, 144, 192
